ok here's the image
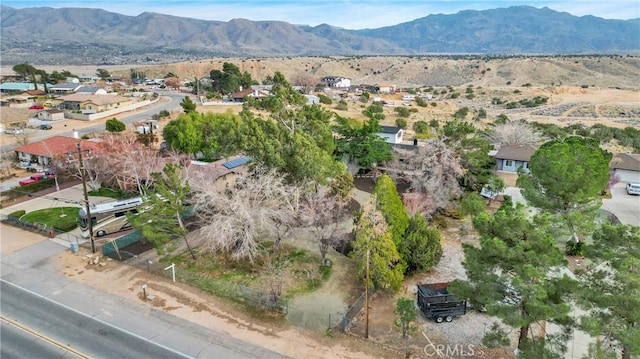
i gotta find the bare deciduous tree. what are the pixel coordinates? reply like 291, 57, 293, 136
385, 139, 464, 216
299, 186, 349, 264
98, 133, 164, 193
193, 168, 301, 262
484, 120, 542, 146
292, 73, 320, 94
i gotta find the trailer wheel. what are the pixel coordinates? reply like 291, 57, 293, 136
445, 315, 454, 322
435, 316, 444, 323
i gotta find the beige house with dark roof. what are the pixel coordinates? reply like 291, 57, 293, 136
494, 144, 537, 173
610, 153, 640, 183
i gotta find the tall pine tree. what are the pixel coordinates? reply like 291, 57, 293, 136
128, 163, 196, 260
351, 195, 404, 292
577, 223, 640, 359
450, 203, 575, 357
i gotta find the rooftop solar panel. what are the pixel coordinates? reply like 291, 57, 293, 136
222, 156, 250, 169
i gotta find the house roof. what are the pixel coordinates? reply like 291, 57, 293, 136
41, 109, 64, 114
231, 88, 268, 99
61, 93, 130, 105
494, 144, 537, 161
75, 86, 101, 93
25, 90, 46, 96
186, 155, 249, 190
50, 83, 82, 90
610, 153, 640, 171
14, 136, 100, 158
231, 89, 254, 98
380, 125, 403, 134
0, 82, 36, 91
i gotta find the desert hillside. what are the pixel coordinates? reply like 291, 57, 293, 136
17, 55, 640, 89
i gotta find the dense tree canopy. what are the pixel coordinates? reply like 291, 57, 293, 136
162, 112, 203, 158
351, 196, 404, 292
333, 117, 393, 169
209, 62, 254, 94
577, 223, 640, 359
373, 174, 409, 246
128, 163, 196, 259
517, 136, 611, 235
450, 204, 574, 357
105, 118, 126, 132
398, 213, 442, 274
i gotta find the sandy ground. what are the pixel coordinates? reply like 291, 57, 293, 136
46, 246, 383, 359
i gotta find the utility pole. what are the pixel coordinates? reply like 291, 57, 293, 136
77, 143, 96, 253
365, 248, 370, 339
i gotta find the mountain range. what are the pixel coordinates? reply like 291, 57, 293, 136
1, 5, 638, 65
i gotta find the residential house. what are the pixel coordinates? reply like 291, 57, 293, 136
14, 135, 101, 166
0, 82, 38, 93
230, 88, 269, 102
494, 144, 537, 173
187, 155, 250, 193
0, 96, 31, 108
36, 109, 65, 122
378, 126, 404, 144
609, 153, 640, 183
321, 76, 351, 89
60, 94, 132, 113
376, 83, 396, 94
49, 82, 83, 94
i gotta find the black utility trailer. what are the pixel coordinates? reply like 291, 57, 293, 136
417, 282, 467, 323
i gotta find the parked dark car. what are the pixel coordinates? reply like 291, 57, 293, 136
40, 123, 52, 130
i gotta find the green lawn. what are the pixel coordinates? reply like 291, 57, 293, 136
88, 187, 133, 199
21, 207, 80, 232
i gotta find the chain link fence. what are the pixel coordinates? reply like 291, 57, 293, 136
1, 213, 82, 245
341, 291, 367, 333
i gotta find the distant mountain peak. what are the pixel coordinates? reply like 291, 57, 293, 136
1, 5, 637, 66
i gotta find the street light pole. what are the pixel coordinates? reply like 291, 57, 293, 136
77, 143, 96, 253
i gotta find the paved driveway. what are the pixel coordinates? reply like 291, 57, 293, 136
601, 182, 640, 226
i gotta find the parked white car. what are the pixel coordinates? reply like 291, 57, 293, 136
4, 128, 24, 135
626, 183, 640, 195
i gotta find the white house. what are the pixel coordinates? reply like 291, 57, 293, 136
36, 109, 65, 121
321, 76, 351, 89
610, 153, 640, 183
377, 126, 404, 144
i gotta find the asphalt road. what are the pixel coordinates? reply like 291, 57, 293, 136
0, 91, 186, 191
1, 319, 73, 359
0, 239, 285, 359
602, 182, 640, 226
1, 280, 189, 359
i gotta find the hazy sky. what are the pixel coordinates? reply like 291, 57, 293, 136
3, 1, 639, 29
